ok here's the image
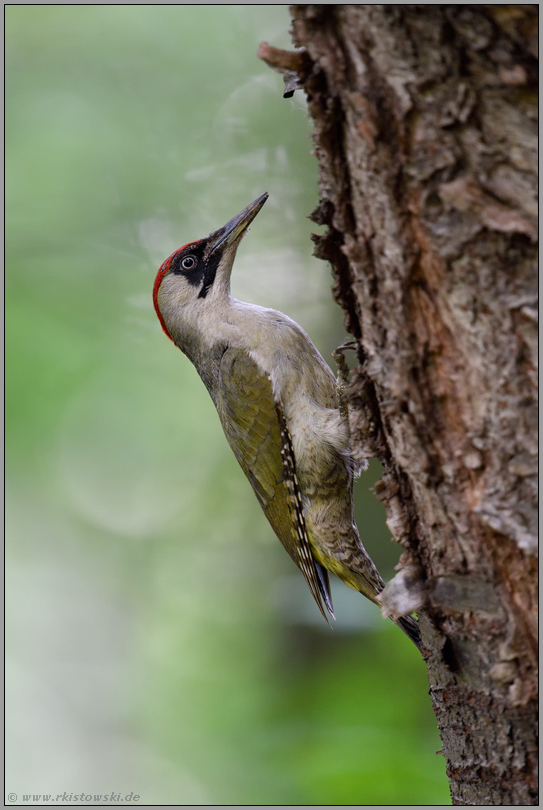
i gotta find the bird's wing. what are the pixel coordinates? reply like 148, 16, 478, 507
216, 346, 333, 620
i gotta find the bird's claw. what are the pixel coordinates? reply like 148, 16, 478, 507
333, 340, 358, 355
332, 341, 359, 424
332, 341, 358, 384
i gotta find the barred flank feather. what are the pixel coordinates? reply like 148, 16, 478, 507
275, 396, 335, 622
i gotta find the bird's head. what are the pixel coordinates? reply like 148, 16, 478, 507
153, 192, 268, 343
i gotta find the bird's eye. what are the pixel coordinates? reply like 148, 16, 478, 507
181, 255, 196, 271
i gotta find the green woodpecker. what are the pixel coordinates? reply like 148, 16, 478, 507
153, 193, 420, 647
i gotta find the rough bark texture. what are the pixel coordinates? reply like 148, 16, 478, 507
271, 5, 538, 806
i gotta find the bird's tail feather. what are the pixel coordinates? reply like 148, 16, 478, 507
314, 559, 336, 619
393, 614, 422, 648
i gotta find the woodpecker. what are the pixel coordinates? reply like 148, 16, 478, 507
153, 193, 420, 647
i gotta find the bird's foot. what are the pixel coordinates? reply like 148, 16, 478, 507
332, 341, 358, 423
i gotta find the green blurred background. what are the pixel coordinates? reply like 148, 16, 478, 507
6, 5, 449, 805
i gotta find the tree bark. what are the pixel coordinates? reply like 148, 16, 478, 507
262, 5, 538, 805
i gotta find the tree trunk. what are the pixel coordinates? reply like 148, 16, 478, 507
261, 5, 538, 805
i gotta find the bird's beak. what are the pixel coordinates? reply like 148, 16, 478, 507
209, 193, 268, 255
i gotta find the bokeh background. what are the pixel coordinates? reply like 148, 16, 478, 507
6, 5, 449, 805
